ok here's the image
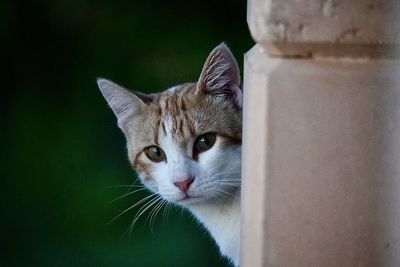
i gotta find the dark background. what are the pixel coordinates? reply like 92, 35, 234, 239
1, 0, 252, 266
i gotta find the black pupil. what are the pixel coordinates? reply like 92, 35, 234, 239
152, 147, 160, 156
197, 134, 215, 151
201, 137, 209, 145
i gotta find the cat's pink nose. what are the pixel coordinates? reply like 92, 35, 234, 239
174, 177, 194, 193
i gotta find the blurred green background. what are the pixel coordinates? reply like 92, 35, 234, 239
1, 0, 252, 266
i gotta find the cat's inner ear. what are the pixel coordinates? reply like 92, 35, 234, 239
97, 78, 149, 129
197, 43, 242, 107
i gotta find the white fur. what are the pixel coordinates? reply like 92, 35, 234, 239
190, 192, 240, 265
139, 118, 242, 266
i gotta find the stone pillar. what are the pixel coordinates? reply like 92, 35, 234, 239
241, 1, 400, 266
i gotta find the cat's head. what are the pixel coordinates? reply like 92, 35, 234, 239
97, 43, 242, 207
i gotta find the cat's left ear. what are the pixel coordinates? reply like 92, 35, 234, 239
97, 78, 148, 130
197, 43, 242, 108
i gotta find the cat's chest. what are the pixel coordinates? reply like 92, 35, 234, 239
189, 196, 241, 265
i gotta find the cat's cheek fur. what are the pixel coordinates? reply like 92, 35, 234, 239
140, 177, 158, 192
196, 143, 240, 194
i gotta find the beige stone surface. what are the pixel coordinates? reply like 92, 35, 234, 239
241, 45, 400, 267
247, 0, 400, 57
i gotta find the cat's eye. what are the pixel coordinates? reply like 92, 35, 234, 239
145, 146, 166, 162
194, 133, 217, 153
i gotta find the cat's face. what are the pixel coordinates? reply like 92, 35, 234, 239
98, 44, 242, 207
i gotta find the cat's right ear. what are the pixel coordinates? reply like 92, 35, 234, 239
97, 78, 146, 129
197, 43, 242, 108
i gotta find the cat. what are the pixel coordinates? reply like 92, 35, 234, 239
97, 43, 242, 266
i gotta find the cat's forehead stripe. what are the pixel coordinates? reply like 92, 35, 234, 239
151, 84, 198, 147
183, 110, 195, 136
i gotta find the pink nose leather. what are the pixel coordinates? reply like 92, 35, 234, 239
174, 177, 194, 193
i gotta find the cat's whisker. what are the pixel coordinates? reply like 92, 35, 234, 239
162, 201, 172, 223
151, 199, 169, 230
135, 195, 162, 223
165, 200, 175, 223
211, 190, 229, 205
207, 171, 239, 177
217, 183, 241, 188
217, 176, 241, 179
217, 178, 241, 182
207, 172, 240, 181
217, 180, 241, 185
147, 198, 166, 231
106, 193, 158, 226
127, 195, 163, 236
213, 187, 237, 202
217, 181, 241, 185
150, 199, 165, 224
105, 187, 147, 206
214, 189, 232, 200
147, 200, 159, 225
208, 169, 241, 177
145, 198, 164, 233
219, 187, 238, 196
106, 179, 142, 189
124, 180, 144, 194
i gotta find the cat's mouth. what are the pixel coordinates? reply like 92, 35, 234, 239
176, 195, 203, 205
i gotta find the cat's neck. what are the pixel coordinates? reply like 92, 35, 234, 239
188, 192, 241, 266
